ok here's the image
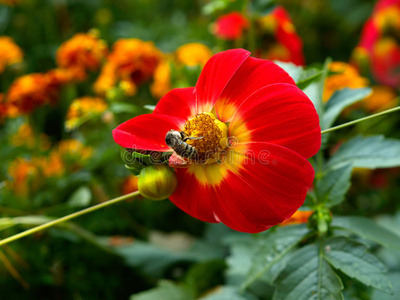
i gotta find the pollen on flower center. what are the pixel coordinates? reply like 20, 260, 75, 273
183, 113, 228, 161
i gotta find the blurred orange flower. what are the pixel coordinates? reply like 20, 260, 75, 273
279, 210, 313, 226
323, 62, 369, 102
0, 0, 21, 5
7, 158, 39, 197
122, 175, 139, 195
363, 85, 398, 112
0, 36, 23, 74
256, 6, 305, 66
65, 96, 108, 130
213, 12, 249, 40
57, 32, 108, 81
94, 39, 162, 96
150, 59, 172, 99
6, 73, 58, 116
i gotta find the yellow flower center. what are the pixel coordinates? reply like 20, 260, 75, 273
183, 113, 228, 163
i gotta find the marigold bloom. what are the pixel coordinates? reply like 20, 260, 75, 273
65, 96, 108, 130
56, 32, 108, 81
94, 39, 161, 96
175, 43, 213, 67
256, 6, 305, 66
353, 0, 400, 87
113, 49, 321, 233
0, 36, 23, 74
213, 12, 249, 40
323, 62, 369, 102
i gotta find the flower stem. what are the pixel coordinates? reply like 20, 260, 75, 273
321, 105, 400, 135
0, 191, 140, 247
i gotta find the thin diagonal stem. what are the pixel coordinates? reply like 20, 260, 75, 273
321, 105, 400, 135
0, 191, 140, 247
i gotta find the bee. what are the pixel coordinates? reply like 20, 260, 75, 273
165, 130, 203, 159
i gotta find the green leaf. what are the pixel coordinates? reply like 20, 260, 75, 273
110, 102, 139, 114
322, 88, 372, 130
130, 280, 194, 300
296, 68, 323, 90
67, 186, 92, 207
273, 244, 344, 300
372, 272, 400, 300
317, 163, 353, 207
242, 224, 310, 289
332, 216, 400, 250
199, 286, 257, 300
324, 237, 392, 294
327, 135, 400, 169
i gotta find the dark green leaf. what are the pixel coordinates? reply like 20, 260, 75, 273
322, 88, 372, 130
324, 237, 392, 293
242, 224, 310, 289
332, 216, 400, 250
317, 164, 353, 207
327, 135, 400, 169
273, 244, 343, 300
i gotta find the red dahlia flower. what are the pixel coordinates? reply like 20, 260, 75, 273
113, 49, 321, 233
353, 0, 400, 87
213, 12, 249, 40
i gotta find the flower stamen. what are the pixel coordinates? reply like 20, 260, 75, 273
183, 113, 228, 163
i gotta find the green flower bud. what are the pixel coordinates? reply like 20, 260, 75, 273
138, 165, 177, 200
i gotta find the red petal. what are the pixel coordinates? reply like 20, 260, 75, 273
230, 83, 321, 159
170, 168, 219, 223
195, 49, 250, 113
215, 57, 296, 122
153, 87, 196, 120
211, 143, 314, 232
112, 114, 185, 151
169, 142, 314, 233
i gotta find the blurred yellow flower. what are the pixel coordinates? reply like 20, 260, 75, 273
65, 96, 108, 130
323, 62, 369, 102
57, 32, 108, 81
175, 43, 212, 67
0, 36, 23, 74
94, 39, 162, 96
55, 139, 93, 166
11, 123, 50, 150
363, 85, 398, 112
